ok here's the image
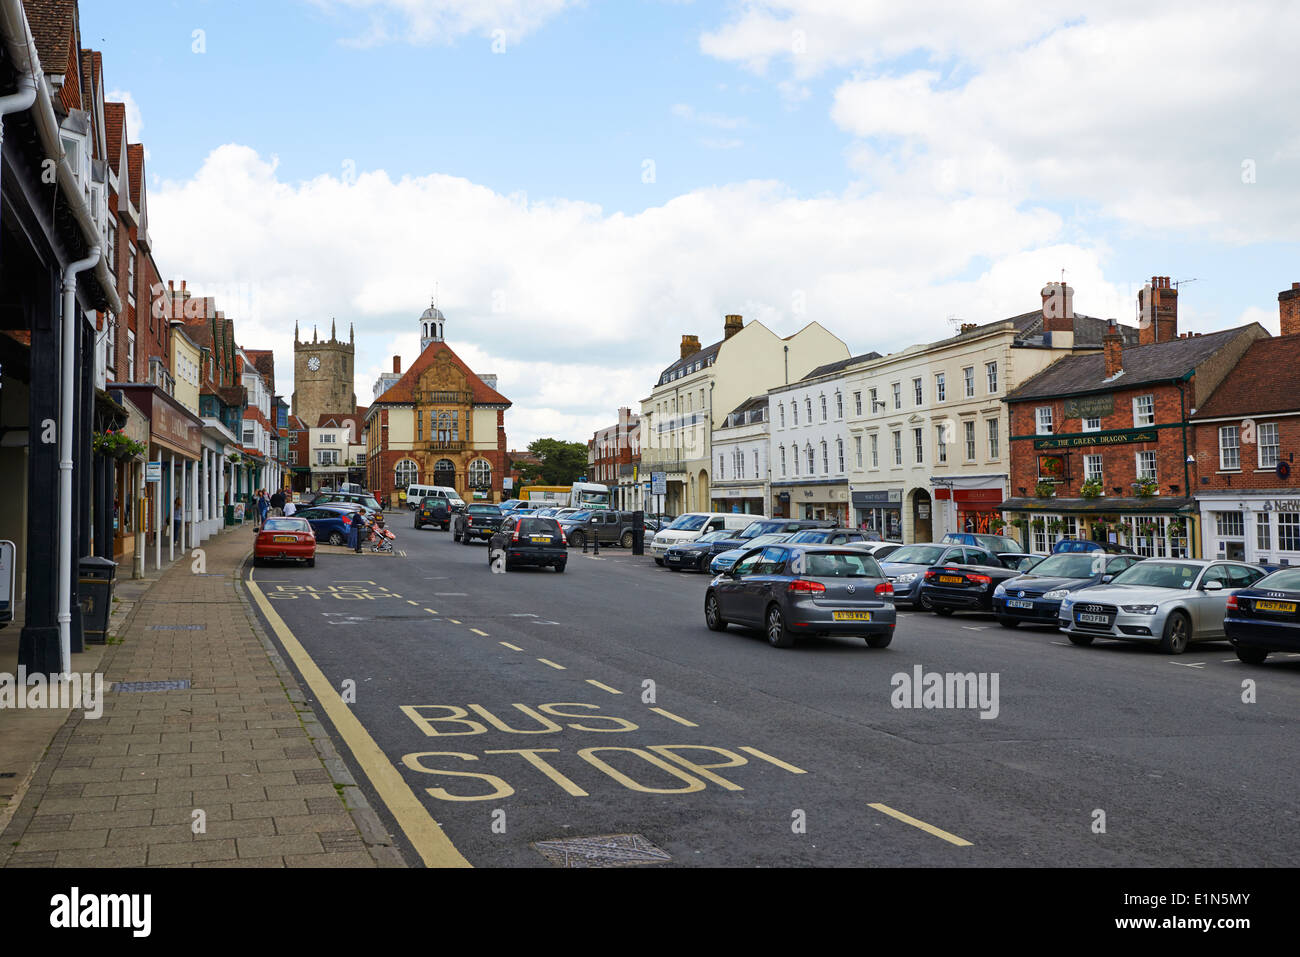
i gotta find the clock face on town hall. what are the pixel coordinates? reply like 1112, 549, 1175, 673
291, 319, 357, 427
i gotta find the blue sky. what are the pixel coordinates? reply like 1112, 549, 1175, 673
81, 1, 1300, 445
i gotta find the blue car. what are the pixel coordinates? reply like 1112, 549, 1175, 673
709, 533, 795, 574
296, 503, 363, 546
1225, 566, 1300, 663
991, 552, 1144, 627
1050, 538, 1137, 555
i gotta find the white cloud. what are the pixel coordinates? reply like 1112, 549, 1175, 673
308, 0, 581, 46
151, 145, 1096, 445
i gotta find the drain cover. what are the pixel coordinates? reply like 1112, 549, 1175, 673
147, 625, 206, 631
112, 680, 192, 693
532, 833, 671, 868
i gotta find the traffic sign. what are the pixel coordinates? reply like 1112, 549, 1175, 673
651, 472, 667, 495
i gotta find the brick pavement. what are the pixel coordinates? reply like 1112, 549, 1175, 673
0, 526, 405, 868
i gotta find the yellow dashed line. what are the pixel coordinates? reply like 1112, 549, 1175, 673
869, 803, 972, 847
537, 658, 566, 671
500, 642, 523, 651
585, 679, 622, 695
471, 628, 489, 637
424, 608, 438, 615
407, 600, 418, 605
449, 619, 462, 625
649, 707, 697, 727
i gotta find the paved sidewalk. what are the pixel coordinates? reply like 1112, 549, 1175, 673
0, 526, 405, 868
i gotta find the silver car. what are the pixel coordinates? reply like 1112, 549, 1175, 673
1058, 559, 1271, 654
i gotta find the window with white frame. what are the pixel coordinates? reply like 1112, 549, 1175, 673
870, 433, 879, 468
1257, 515, 1272, 553
1136, 450, 1158, 481
836, 392, 843, 419
469, 459, 492, 488
935, 426, 947, 463
869, 388, 878, 411
321, 434, 337, 443
753, 450, 759, 477
963, 366, 975, 398
105, 312, 116, 372
792, 402, 798, 426
854, 435, 863, 469
821, 441, 829, 474
913, 427, 924, 464
779, 403, 785, 428
1084, 454, 1103, 483
1133, 394, 1155, 427
892, 382, 901, 410
394, 459, 418, 488
986, 361, 998, 393
987, 418, 999, 459
837, 438, 845, 472
317, 450, 339, 466
806, 444, 815, 473
791, 446, 798, 477
127, 244, 137, 307
806, 397, 813, 421
913, 378, 923, 406
1219, 425, 1240, 470
1279, 513, 1300, 552
964, 421, 976, 461
127, 331, 135, 379
718, 454, 725, 479
1083, 416, 1101, 432
854, 392, 862, 416
892, 430, 902, 466
1216, 511, 1244, 538
1258, 422, 1280, 468
935, 373, 946, 403
820, 395, 828, 421
780, 446, 787, 476
1036, 406, 1053, 434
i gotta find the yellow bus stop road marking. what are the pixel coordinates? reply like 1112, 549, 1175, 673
586, 679, 622, 695
246, 578, 471, 868
537, 658, 566, 670
424, 609, 438, 615
649, 707, 697, 727
868, 803, 972, 847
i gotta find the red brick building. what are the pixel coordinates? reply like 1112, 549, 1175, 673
1002, 281, 1268, 556
588, 408, 640, 508
1189, 284, 1300, 564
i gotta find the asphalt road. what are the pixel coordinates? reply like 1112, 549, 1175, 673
246, 517, 1300, 868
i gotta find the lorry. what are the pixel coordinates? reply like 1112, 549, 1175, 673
521, 482, 611, 509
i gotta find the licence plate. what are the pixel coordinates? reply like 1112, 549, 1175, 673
273, 536, 297, 543
1007, 599, 1033, 609
1255, 600, 1297, 613
530, 536, 552, 543
940, 575, 964, 584
833, 611, 872, 622
1077, 613, 1109, 624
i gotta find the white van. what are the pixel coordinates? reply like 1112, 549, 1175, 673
406, 484, 466, 512
650, 512, 764, 564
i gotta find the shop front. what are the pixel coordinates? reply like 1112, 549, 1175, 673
933, 481, 1007, 537
711, 482, 765, 514
999, 496, 1198, 557
852, 488, 903, 540
773, 481, 849, 524
1197, 492, 1300, 566
108, 392, 151, 571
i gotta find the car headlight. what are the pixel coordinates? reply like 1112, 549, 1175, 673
993, 583, 1007, 597
1122, 604, 1159, 615
894, 573, 918, 584
1043, 589, 1071, 600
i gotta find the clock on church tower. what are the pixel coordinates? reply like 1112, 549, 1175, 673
292, 321, 357, 426
307, 356, 321, 371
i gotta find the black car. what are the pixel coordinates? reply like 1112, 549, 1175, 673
454, 504, 504, 543
663, 530, 740, 571
1225, 566, 1300, 663
414, 497, 451, 531
489, 515, 568, 572
562, 510, 643, 549
917, 558, 1025, 616
991, 552, 1144, 627
784, 527, 869, 546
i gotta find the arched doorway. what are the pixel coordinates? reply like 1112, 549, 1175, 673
911, 488, 933, 542
434, 458, 456, 490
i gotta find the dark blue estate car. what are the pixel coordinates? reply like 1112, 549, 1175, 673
1225, 566, 1300, 663
991, 552, 1144, 627
297, 503, 363, 545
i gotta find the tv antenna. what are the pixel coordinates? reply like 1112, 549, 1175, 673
1172, 278, 1198, 290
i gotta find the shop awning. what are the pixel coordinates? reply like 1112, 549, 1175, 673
1000, 496, 1197, 515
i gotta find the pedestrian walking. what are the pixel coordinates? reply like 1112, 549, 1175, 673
173, 496, 183, 544
256, 490, 269, 531
283, 498, 297, 517
270, 488, 286, 517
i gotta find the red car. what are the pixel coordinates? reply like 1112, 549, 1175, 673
254, 517, 317, 567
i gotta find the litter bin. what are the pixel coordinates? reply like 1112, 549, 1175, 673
79, 555, 118, 645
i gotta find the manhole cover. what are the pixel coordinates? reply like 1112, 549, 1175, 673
532, 833, 671, 868
146, 625, 206, 631
112, 680, 192, 693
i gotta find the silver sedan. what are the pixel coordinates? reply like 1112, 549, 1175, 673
1058, 559, 1271, 654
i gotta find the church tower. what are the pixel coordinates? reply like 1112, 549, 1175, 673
293, 320, 357, 425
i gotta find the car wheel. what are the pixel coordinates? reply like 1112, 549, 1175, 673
654, 558, 664, 566
461, 533, 471, 546
934, 606, 954, 617
327, 532, 344, 546
306, 558, 315, 568
1067, 633, 1094, 646
997, 617, 1019, 629
766, 605, 794, 648
555, 562, 566, 573
865, 632, 892, 648
1158, 611, 1191, 655
705, 594, 726, 631
570, 531, 585, 549
252, 556, 263, 568
620, 531, 633, 549
1235, 645, 1268, 664
917, 591, 934, 612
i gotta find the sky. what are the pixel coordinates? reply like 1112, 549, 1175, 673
83, 0, 1300, 447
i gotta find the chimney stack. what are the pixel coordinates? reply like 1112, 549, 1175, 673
681, 335, 701, 360
1103, 320, 1124, 378
393, 355, 402, 374
724, 314, 743, 339
1138, 276, 1178, 345
1041, 281, 1075, 348
1279, 282, 1300, 337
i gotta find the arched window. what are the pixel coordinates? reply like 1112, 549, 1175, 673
468, 459, 492, 489
394, 459, 418, 489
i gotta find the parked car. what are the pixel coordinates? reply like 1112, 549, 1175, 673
704, 544, 896, 648
454, 504, 505, 543
297, 503, 363, 546
1223, 567, 1300, 664
992, 552, 1144, 627
313, 490, 384, 513
414, 497, 451, 531
853, 541, 903, 561
784, 527, 869, 546
1051, 539, 1137, 555
650, 512, 764, 564
405, 484, 466, 513
664, 530, 740, 571
998, 553, 1046, 572
709, 533, 796, 574
941, 532, 1026, 556
879, 543, 1001, 610
489, 515, 568, 572
917, 556, 1026, 616
253, 517, 316, 567
498, 499, 523, 511
1058, 559, 1271, 654
733, 518, 835, 542
561, 509, 643, 549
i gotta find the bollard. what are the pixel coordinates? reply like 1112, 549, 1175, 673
582, 531, 588, 554
593, 528, 600, 555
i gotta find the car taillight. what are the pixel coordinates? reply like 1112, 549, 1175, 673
1226, 595, 1238, 612
512, 525, 521, 542
875, 581, 894, 596
967, 573, 992, 585
467, 517, 474, 525
341, 516, 351, 525
788, 579, 826, 594
559, 527, 567, 545
924, 570, 938, 580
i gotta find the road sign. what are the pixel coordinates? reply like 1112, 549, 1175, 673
146, 461, 162, 483
651, 472, 667, 495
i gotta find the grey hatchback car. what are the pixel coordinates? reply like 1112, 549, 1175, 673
705, 544, 897, 648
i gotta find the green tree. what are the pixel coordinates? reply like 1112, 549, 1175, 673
525, 438, 590, 486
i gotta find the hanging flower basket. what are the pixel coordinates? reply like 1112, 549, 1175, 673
1167, 519, 1186, 537
989, 517, 1007, 533
1030, 517, 1046, 531
1080, 478, 1104, 499
1035, 480, 1056, 499
1132, 478, 1159, 498
1047, 518, 1066, 535
93, 430, 147, 461
1009, 517, 1027, 529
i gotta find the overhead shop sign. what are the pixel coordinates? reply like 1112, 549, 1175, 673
1034, 428, 1160, 451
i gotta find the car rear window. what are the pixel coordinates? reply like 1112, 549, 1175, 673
793, 551, 883, 578
1257, 568, 1300, 591
263, 518, 309, 532
519, 518, 561, 535
468, 505, 500, 514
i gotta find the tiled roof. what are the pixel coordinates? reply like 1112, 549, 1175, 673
1006, 326, 1260, 401
725, 395, 768, 418
27, 0, 77, 74
127, 144, 144, 206
104, 102, 126, 169
244, 349, 276, 389
802, 351, 882, 381
1191, 333, 1300, 419
371, 341, 511, 407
